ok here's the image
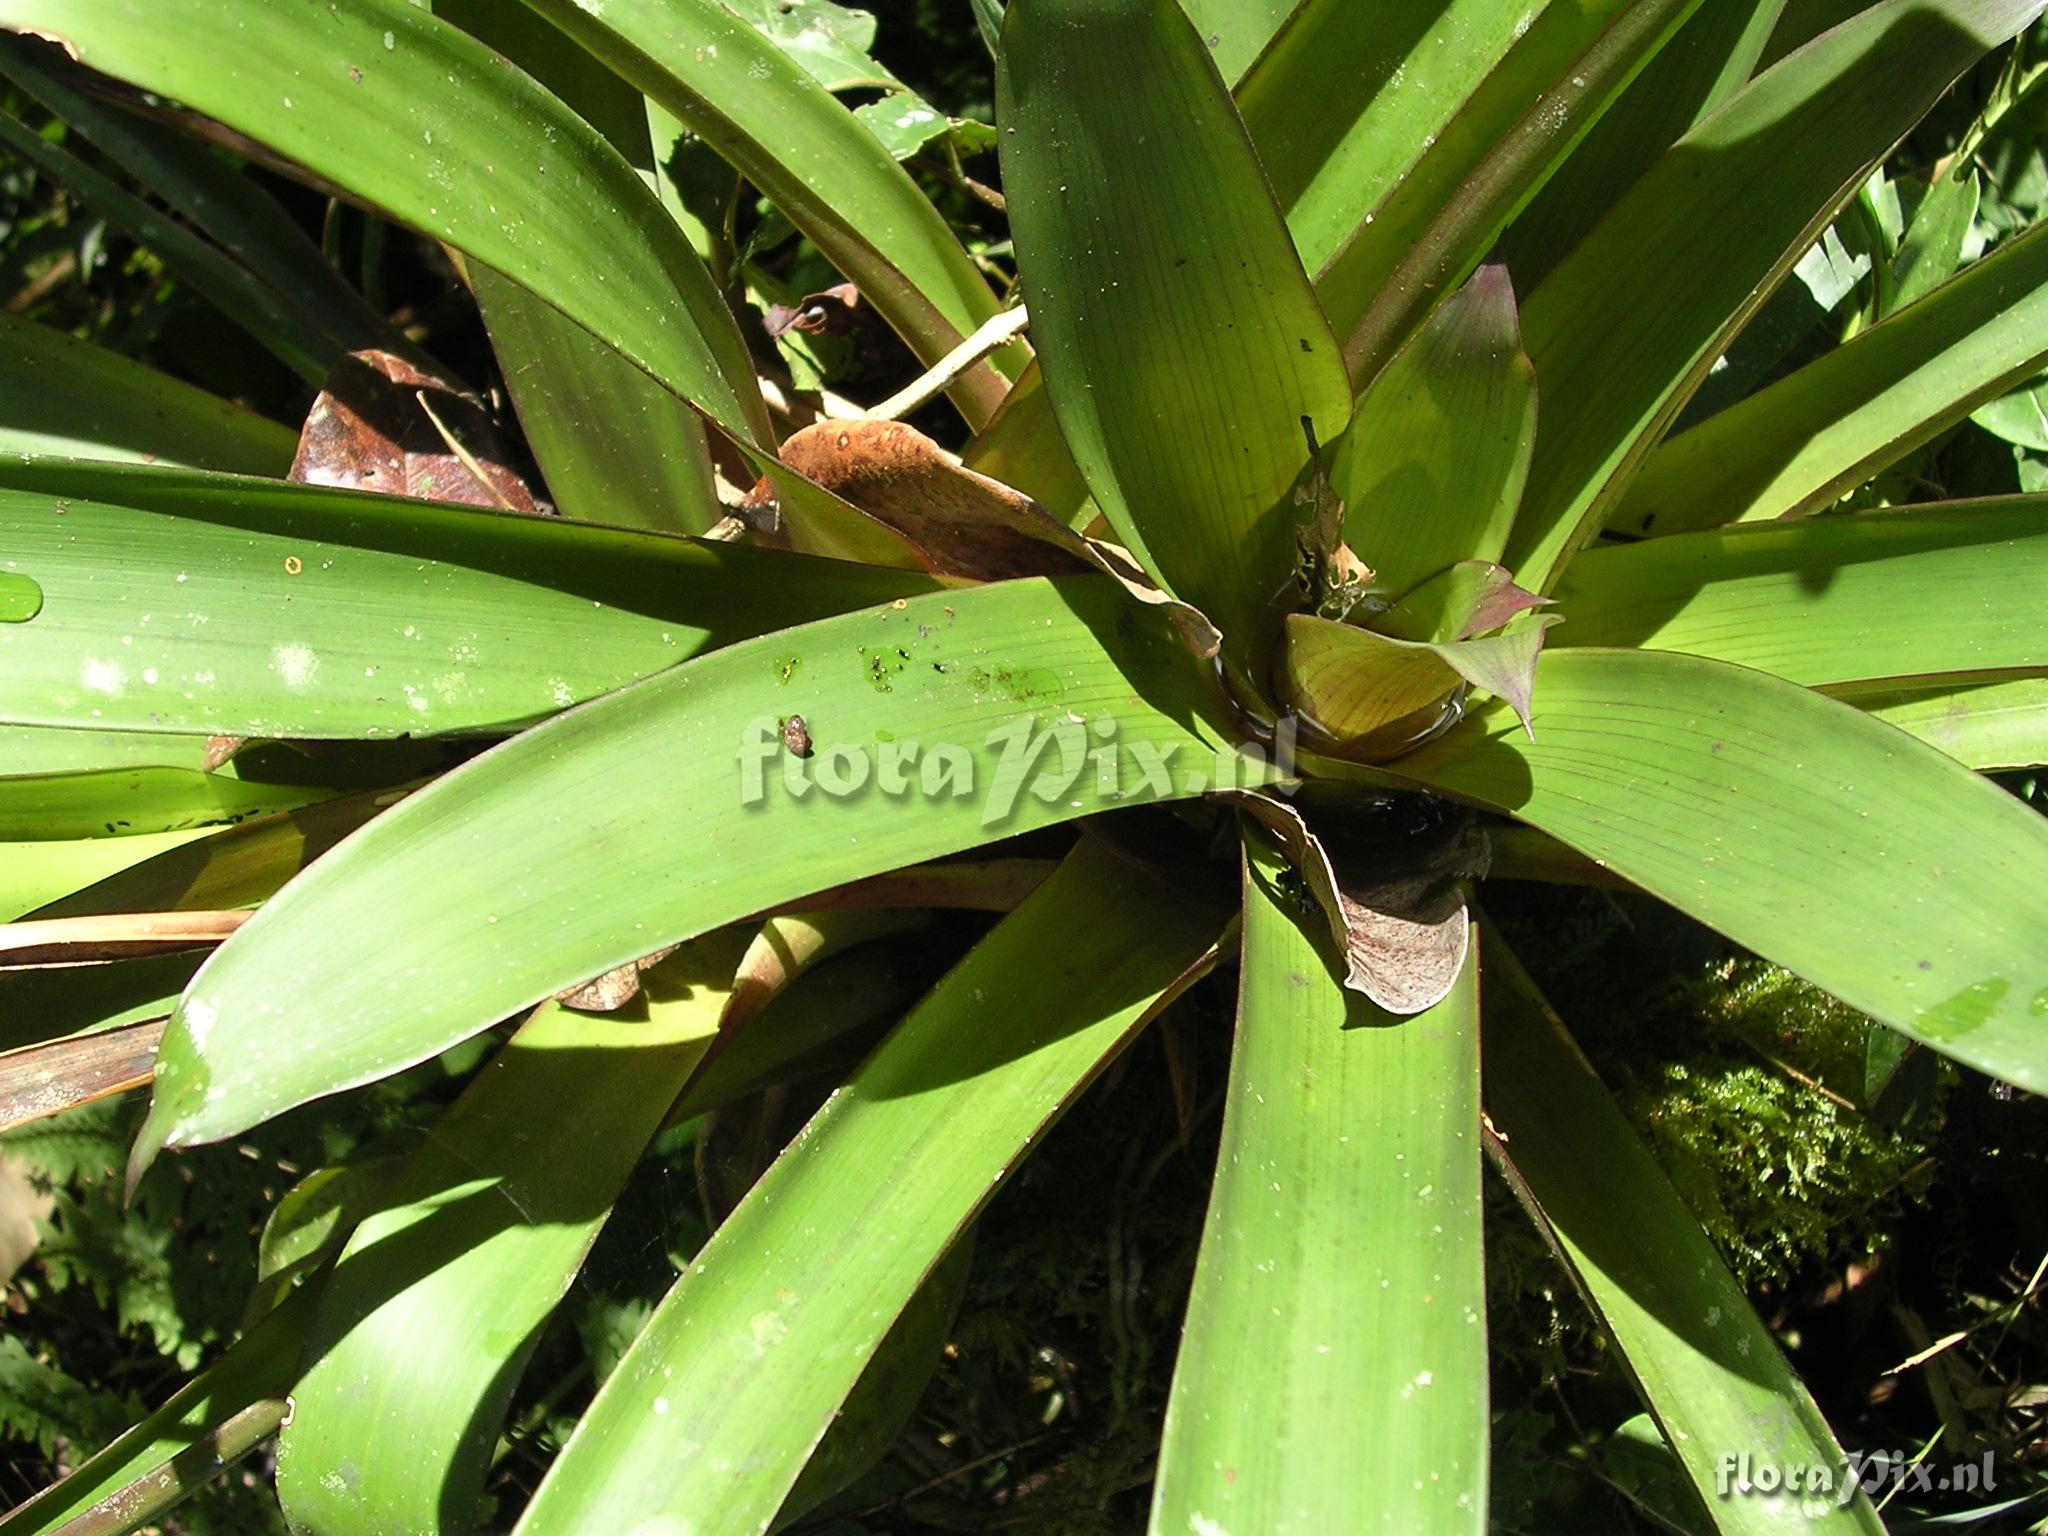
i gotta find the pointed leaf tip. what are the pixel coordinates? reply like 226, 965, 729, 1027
124, 1114, 168, 1203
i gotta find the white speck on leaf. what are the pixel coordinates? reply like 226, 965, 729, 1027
273, 644, 318, 689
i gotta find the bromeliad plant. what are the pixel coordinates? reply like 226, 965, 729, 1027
3, 0, 2048, 1530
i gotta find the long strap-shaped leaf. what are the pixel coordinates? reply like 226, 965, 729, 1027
1552, 498, 2048, 689
1243, 0, 1625, 282
472, 264, 721, 533
1504, 0, 2045, 592
1334, 265, 1536, 596
129, 578, 1273, 1179
1311, 0, 1705, 387
1149, 827, 1486, 1536
1614, 217, 2048, 536
967, 0, 1695, 517
1860, 677, 2048, 771
276, 934, 745, 1534
0, 0, 772, 446
431, 0, 720, 535
0, 313, 296, 473
998, 0, 1351, 661
510, 838, 1228, 1536
0, 458, 928, 738
0, 107, 338, 382
513, 0, 1021, 427
0, 36, 403, 365
0, 1287, 311, 1536
1382, 648, 2048, 1092
1494, 0, 1787, 297
1481, 929, 1884, 1534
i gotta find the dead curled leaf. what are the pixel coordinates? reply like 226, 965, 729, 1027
762, 282, 863, 339
0, 1021, 166, 1136
771, 417, 1095, 581
752, 418, 1221, 657
554, 944, 682, 1014
291, 349, 542, 513
1223, 789, 1487, 1015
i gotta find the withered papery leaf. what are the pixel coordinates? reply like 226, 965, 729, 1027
291, 349, 541, 513
773, 417, 1095, 581
762, 281, 863, 340
1222, 790, 1485, 1016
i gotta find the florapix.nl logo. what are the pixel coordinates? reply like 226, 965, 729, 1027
737, 712, 1298, 828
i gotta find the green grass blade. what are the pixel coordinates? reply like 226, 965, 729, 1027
1149, 827, 1485, 1536
0, 458, 927, 737
0, 0, 772, 446
998, 0, 1350, 662
0, 314, 296, 473
1858, 677, 2048, 770
276, 938, 740, 1535
0, 106, 336, 381
1613, 218, 2048, 536
1335, 265, 1535, 596
1385, 647, 2048, 1092
1318, 0, 1703, 388
513, 0, 1021, 426
1552, 499, 2048, 688
1481, 930, 1884, 1533
1503, 0, 2044, 592
130, 578, 1271, 1173
0, 1287, 310, 1536
512, 839, 1228, 1536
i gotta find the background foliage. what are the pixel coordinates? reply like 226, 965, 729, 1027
4, 2, 2048, 1531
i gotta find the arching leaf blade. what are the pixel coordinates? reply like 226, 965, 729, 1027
0, 459, 929, 738
129, 579, 1273, 1176
1385, 648, 2048, 1093
1149, 827, 1485, 1536
513, 839, 1227, 1536
0, 1287, 310, 1536
0, 0, 772, 446
0, 314, 296, 473
1504, 0, 2045, 592
1552, 499, 2048, 689
1481, 930, 1885, 1535
276, 939, 739, 1534
1322, 0, 1704, 388
998, 0, 1351, 658
512, 0, 1022, 426
1613, 218, 2048, 537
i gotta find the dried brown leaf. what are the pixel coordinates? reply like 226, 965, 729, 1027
290, 349, 540, 512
